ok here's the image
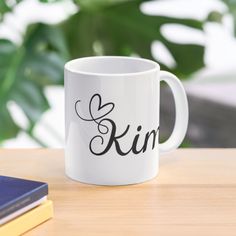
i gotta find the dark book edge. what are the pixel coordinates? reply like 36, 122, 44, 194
0, 183, 48, 219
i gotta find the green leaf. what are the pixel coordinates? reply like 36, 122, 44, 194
0, 104, 19, 142
62, 0, 204, 77
207, 11, 223, 23
61, 11, 95, 58
164, 41, 204, 78
0, 1, 12, 17
39, 0, 61, 2
221, 0, 236, 36
0, 24, 68, 142
0, 0, 206, 145
11, 80, 50, 123
0, 0, 22, 20
75, 0, 134, 10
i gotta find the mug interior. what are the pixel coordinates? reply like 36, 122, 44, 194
65, 56, 159, 76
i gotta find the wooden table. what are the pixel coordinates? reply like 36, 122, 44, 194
0, 149, 236, 236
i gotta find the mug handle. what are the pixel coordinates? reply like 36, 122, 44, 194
159, 71, 189, 154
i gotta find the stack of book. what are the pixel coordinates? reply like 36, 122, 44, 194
0, 175, 53, 235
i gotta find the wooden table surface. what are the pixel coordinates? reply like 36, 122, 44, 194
0, 149, 236, 236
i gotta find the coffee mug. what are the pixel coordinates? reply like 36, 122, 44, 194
64, 56, 188, 185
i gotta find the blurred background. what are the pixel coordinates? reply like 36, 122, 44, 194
0, 0, 235, 148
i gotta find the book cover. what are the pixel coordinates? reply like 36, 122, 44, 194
0, 175, 48, 219
0, 200, 53, 236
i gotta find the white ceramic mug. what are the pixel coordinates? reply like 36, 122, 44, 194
64, 56, 188, 185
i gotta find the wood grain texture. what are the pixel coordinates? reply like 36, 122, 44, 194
0, 149, 236, 236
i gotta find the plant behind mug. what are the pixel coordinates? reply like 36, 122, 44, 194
0, 0, 213, 146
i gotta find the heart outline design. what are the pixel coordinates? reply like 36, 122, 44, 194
89, 94, 115, 122
75, 93, 115, 134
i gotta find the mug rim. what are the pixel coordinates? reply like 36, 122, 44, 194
64, 56, 160, 77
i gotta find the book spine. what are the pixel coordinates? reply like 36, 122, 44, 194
0, 184, 48, 219
0, 200, 53, 236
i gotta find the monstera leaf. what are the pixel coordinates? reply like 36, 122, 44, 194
62, 0, 204, 78
0, 24, 68, 144
0, 0, 206, 145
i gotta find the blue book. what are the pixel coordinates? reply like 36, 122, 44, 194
0, 176, 48, 220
